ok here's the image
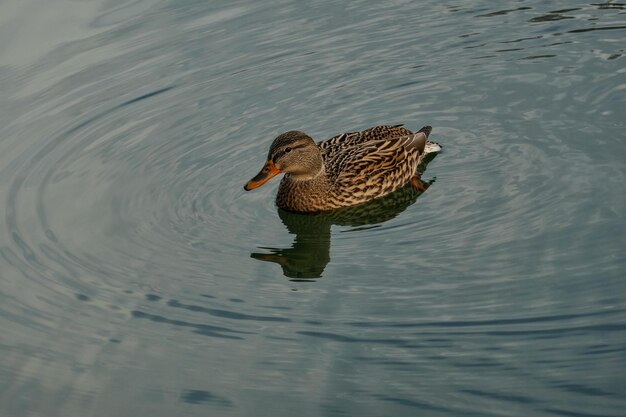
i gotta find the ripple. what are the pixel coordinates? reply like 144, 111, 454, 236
179, 389, 233, 406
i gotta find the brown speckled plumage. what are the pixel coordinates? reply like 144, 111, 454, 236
245, 124, 441, 213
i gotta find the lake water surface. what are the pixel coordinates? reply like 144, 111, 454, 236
1, 1, 625, 416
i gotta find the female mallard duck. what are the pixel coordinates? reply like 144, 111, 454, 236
244, 124, 441, 213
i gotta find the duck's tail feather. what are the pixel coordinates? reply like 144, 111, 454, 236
424, 141, 442, 154
417, 125, 432, 138
416, 126, 441, 154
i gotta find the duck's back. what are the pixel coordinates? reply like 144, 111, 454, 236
319, 125, 413, 161
316, 125, 431, 208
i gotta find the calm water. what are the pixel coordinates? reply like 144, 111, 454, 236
1, 1, 625, 416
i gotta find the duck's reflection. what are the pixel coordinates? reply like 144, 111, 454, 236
251, 156, 438, 281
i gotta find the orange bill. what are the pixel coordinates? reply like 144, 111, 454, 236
244, 160, 281, 191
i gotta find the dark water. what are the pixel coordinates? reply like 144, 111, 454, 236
1, 1, 625, 416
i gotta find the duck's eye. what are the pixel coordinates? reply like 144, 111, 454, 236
284, 147, 292, 153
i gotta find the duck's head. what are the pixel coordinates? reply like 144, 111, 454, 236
244, 131, 323, 191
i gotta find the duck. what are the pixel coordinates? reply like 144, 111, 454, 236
244, 124, 441, 213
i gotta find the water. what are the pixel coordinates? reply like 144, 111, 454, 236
1, 1, 625, 416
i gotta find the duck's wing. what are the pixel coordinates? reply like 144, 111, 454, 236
319, 125, 413, 161
327, 132, 428, 200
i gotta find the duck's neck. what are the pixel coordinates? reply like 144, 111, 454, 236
278, 167, 332, 213
286, 163, 326, 182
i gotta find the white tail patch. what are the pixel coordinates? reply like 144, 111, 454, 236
424, 141, 442, 154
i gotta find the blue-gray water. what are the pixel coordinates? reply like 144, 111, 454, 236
1, 1, 625, 416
